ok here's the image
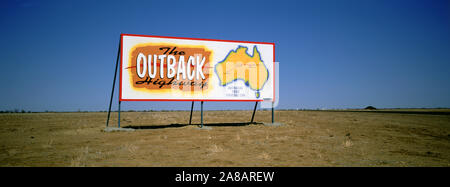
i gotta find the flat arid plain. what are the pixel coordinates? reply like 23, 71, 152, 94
0, 109, 449, 166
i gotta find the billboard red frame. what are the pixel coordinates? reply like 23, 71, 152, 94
119, 33, 275, 102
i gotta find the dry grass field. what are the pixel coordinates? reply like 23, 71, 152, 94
0, 109, 449, 167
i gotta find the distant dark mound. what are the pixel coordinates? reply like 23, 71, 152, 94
364, 106, 377, 110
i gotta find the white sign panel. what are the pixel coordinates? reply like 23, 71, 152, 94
120, 34, 275, 101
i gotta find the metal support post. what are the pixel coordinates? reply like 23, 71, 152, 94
200, 101, 204, 128
250, 102, 258, 123
271, 102, 274, 123
106, 38, 121, 127
189, 101, 194, 125
118, 101, 121, 128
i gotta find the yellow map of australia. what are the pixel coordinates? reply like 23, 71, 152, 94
215, 46, 269, 98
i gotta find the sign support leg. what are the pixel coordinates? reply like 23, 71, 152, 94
189, 101, 194, 125
118, 101, 121, 128
106, 38, 121, 127
250, 102, 258, 123
271, 102, 274, 123
200, 101, 204, 128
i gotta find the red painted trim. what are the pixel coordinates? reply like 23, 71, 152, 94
119, 34, 124, 101
121, 99, 263, 102
273, 44, 276, 103
121, 33, 275, 45
118, 33, 276, 102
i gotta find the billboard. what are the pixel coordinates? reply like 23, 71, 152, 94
120, 34, 275, 101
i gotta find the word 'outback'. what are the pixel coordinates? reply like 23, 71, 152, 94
136, 47, 206, 80
129, 46, 212, 91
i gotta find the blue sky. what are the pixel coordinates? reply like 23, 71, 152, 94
0, 0, 449, 111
